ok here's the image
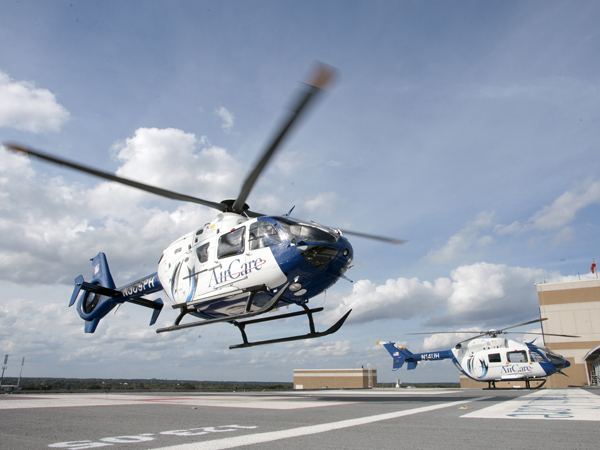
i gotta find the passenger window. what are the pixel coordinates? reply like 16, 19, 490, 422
488, 353, 502, 363
507, 351, 528, 363
196, 243, 209, 264
249, 222, 282, 250
218, 227, 245, 259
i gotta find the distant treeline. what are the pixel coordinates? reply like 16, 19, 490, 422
2, 377, 459, 391
1, 377, 292, 391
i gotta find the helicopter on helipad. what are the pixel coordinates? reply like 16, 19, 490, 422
5, 63, 403, 349
378, 318, 578, 389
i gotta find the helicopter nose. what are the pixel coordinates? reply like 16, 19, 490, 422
552, 356, 570, 370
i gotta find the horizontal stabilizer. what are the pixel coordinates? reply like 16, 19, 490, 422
377, 341, 417, 371
71, 253, 164, 333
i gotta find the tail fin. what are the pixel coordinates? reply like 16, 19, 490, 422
377, 341, 418, 370
69, 253, 163, 333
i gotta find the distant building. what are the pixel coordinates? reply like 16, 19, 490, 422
537, 278, 600, 387
294, 368, 377, 390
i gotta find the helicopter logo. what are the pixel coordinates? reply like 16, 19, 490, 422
5, 63, 404, 349
378, 318, 579, 389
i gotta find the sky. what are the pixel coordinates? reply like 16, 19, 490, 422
1, 0, 599, 384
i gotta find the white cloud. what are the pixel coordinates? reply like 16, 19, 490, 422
0, 70, 70, 132
527, 179, 600, 231
321, 277, 452, 325
422, 212, 495, 264
494, 221, 521, 235
322, 262, 564, 329
0, 127, 244, 285
422, 329, 481, 351
303, 191, 338, 212
215, 106, 234, 133
495, 179, 600, 238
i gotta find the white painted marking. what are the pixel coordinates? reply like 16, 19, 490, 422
287, 388, 458, 396
153, 398, 486, 450
463, 388, 600, 421
0, 393, 354, 410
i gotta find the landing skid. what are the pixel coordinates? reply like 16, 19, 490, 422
230, 305, 352, 349
156, 282, 290, 333
156, 282, 352, 348
484, 378, 547, 390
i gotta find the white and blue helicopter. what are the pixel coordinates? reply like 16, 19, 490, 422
378, 318, 578, 389
6, 63, 403, 349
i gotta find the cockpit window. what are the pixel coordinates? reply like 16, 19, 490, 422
275, 217, 337, 244
249, 222, 282, 250
196, 242, 209, 263
529, 350, 547, 363
507, 351, 528, 363
218, 227, 245, 259
545, 350, 566, 365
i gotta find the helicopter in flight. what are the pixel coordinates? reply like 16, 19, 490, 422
378, 318, 578, 389
5, 63, 403, 349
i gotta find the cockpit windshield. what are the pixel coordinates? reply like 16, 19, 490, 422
529, 345, 566, 366
274, 217, 338, 244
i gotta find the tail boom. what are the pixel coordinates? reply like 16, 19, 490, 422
69, 253, 164, 333
377, 341, 454, 370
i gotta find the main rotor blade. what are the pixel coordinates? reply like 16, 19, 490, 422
4, 142, 228, 212
500, 318, 547, 332
337, 228, 407, 245
231, 62, 336, 214
455, 333, 487, 346
504, 331, 580, 338
406, 331, 484, 335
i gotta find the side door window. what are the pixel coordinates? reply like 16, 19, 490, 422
218, 227, 245, 259
507, 351, 528, 363
196, 243, 210, 263
249, 222, 282, 250
488, 353, 502, 363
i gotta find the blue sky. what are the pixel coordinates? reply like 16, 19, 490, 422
1, 1, 599, 383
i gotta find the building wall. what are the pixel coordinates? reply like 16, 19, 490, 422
537, 278, 600, 387
294, 369, 377, 390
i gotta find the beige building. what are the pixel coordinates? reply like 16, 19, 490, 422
537, 278, 600, 387
294, 369, 377, 390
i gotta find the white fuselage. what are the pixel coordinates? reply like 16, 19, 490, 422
157, 213, 287, 315
452, 338, 553, 381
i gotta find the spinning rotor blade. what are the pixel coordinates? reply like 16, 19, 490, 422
4, 143, 228, 212
336, 228, 407, 245
231, 62, 336, 215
